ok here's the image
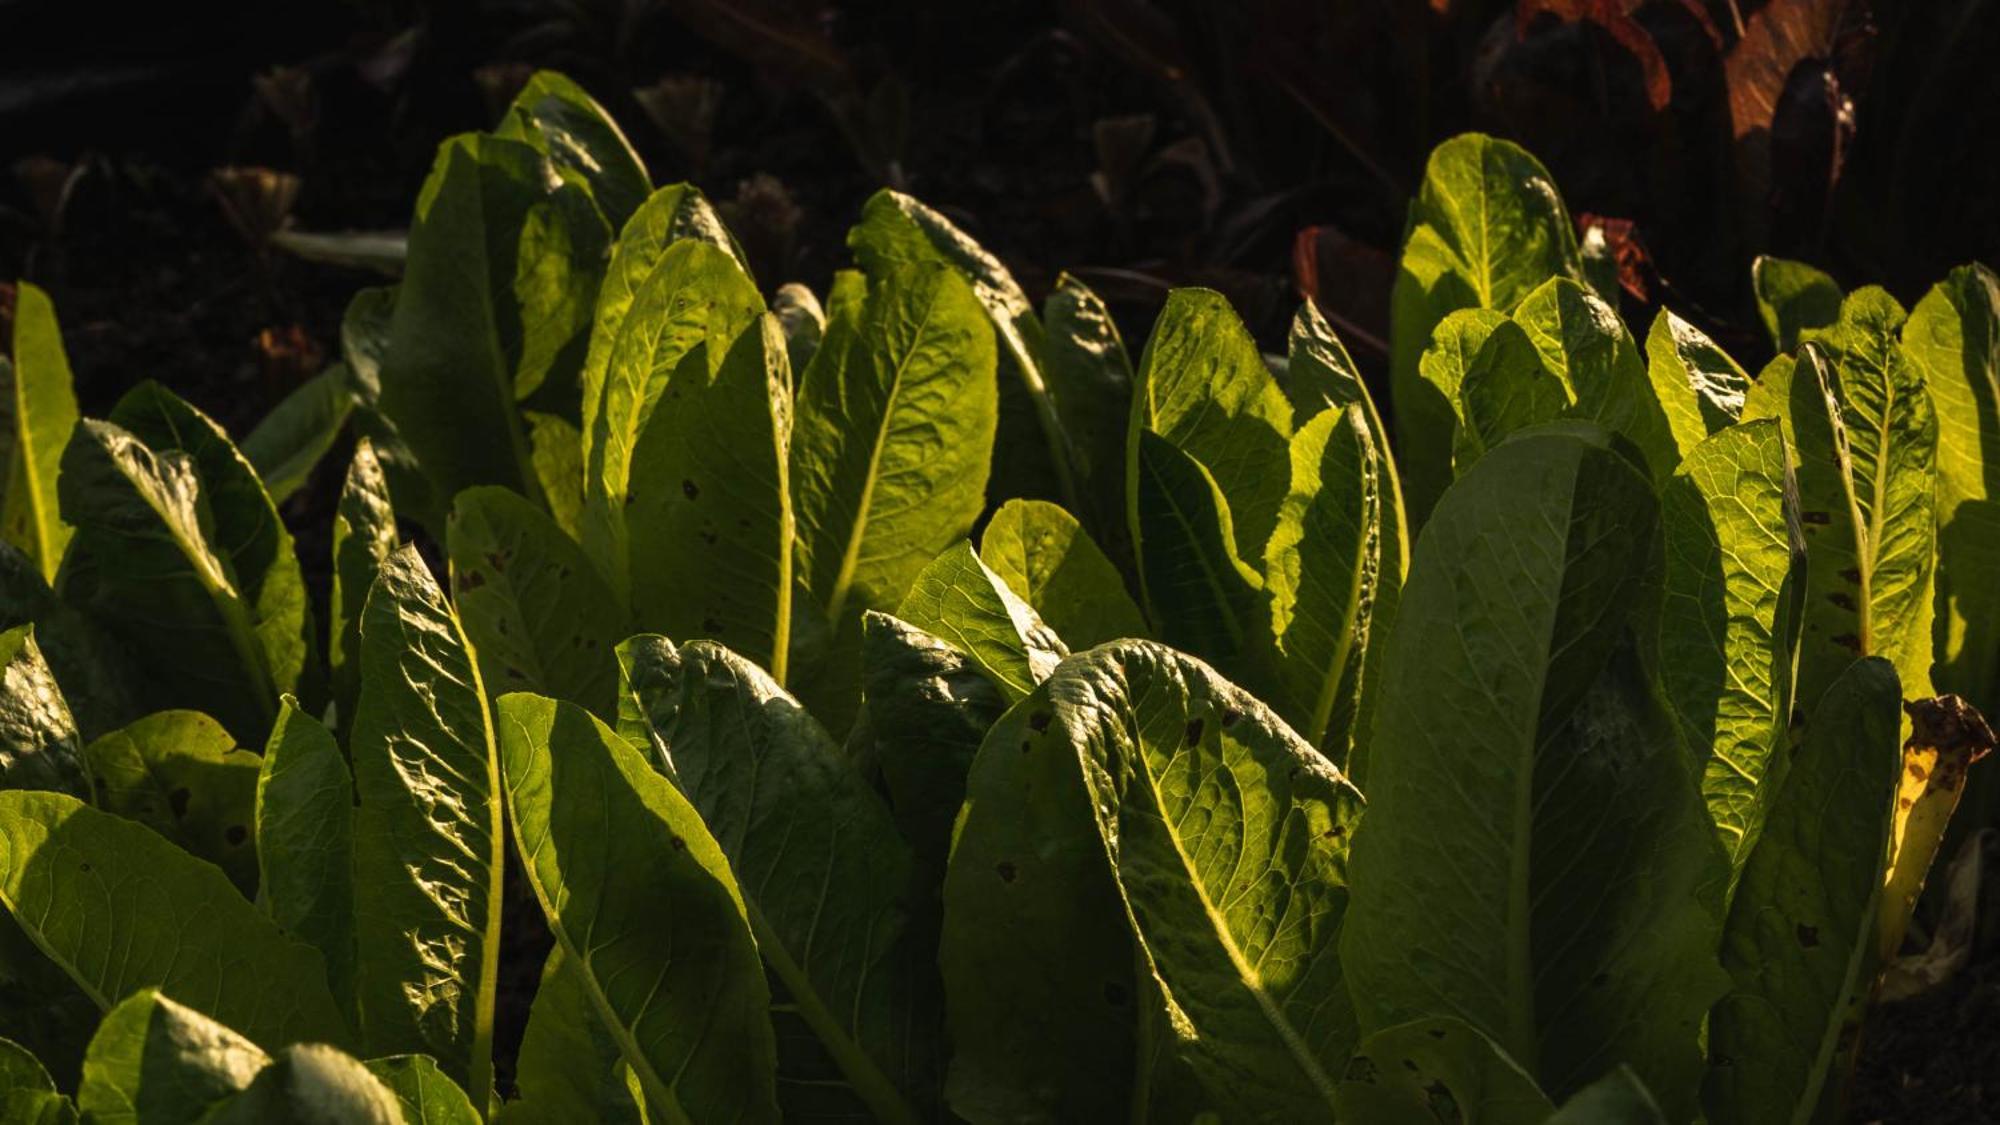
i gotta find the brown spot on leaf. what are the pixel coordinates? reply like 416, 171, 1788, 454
1832, 633, 1862, 653
485, 549, 508, 573
681, 478, 700, 499
1839, 567, 1863, 584
1828, 592, 1855, 611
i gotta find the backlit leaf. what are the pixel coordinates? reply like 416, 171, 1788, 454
83, 710, 260, 895
1, 283, 78, 581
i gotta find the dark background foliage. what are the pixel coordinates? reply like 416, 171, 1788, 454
2, 1, 1997, 1118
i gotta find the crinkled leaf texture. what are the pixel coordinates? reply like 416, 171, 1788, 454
1657, 420, 1805, 873
1341, 423, 1729, 1119
943, 639, 1359, 1121
789, 262, 997, 731
56, 385, 308, 743
897, 540, 1067, 702
497, 691, 780, 1124
0, 625, 89, 799
349, 546, 503, 1103
616, 638, 935, 1123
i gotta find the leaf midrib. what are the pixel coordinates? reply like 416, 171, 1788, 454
1127, 726, 1340, 1109
825, 282, 944, 624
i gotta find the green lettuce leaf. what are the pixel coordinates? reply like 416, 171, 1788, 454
522, 411, 583, 541
576, 184, 748, 497
0, 542, 142, 740
1657, 420, 1805, 873
1704, 658, 1901, 1124
496, 71, 651, 229
497, 692, 780, 1124
76, 989, 270, 1124
241, 367, 354, 505
1131, 431, 1269, 677
1390, 134, 1583, 525
0, 1034, 73, 1124
448, 485, 624, 715
499, 949, 643, 1124
853, 611, 1008, 875
582, 239, 764, 599
1645, 309, 1751, 458
790, 263, 997, 731
328, 439, 396, 733
978, 498, 1146, 650
349, 546, 503, 1101
366, 1055, 481, 1125
377, 134, 610, 527
626, 315, 795, 681
83, 710, 260, 895
1129, 288, 1294, 562
1263, 404, 1382, 763
1, 282, 78, 581
205, 1043, 402, 1123
1068, 641, 1363, 1116
617, 638, 935, 1121
1334, 1017, 1553, 1124
55, 408, 292, 742
0, 792, 348, 1049
1341, 424, 1728, 1117
0, 626, 89, 799
1822, 289, 1939, 699
255, 699, 355, 1015
1905, 265, 2000, 715
1513, 277, 1680, 479
1752, 256, 1842, 354
896, 541, 1066, 702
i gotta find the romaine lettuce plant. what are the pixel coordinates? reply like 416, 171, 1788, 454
0, 74, 1992, 1124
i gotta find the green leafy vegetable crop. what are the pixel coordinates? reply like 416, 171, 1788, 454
0, 74, 1992, 1124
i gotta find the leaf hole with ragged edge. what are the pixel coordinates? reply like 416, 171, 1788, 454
670, 835, 686, 851
1027, 711, 1052, 732
1799, 510, 1831, 525
1829, 592, 1856, 610
1795, 922, 1820, 948
1343, 1055, 1378, 1083
995, 860, 1017, 883
1422, 1080, 1461, 1123
681, 478, 699, 499
169, 787, 191, 818
225, 825, 247, 846
485, 549, 508, 573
